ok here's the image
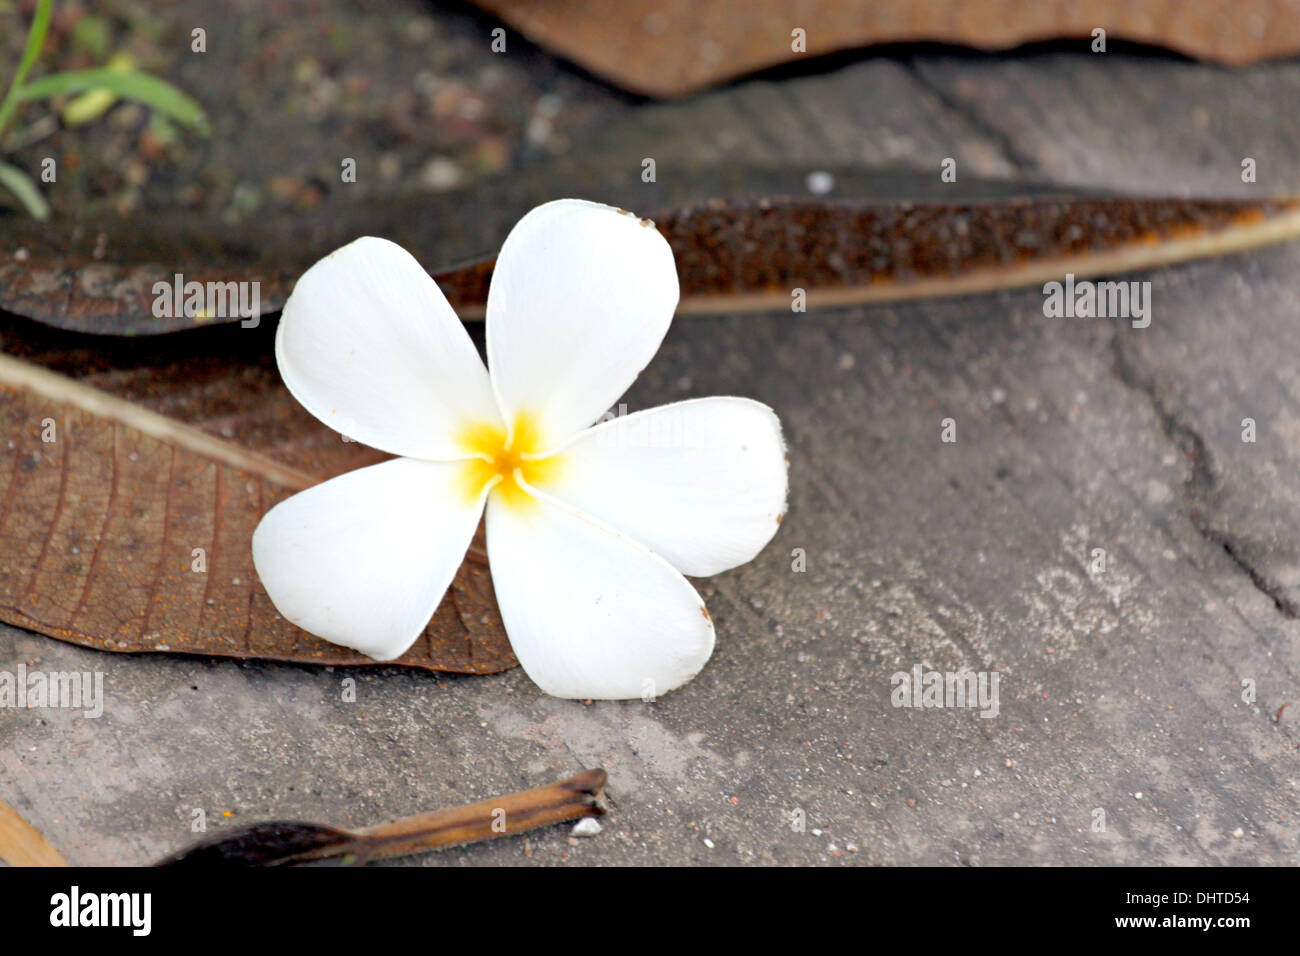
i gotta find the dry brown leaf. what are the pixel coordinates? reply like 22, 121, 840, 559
157, 768, 607, 866
0, 351, 516, 674
475, 0, 1300, 98
440, 195, 1300, 318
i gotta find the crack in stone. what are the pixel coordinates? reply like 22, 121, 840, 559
1109, 325, 1299, 619
904, 61, 1042, 175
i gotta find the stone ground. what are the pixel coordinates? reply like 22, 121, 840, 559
2, 3, 1300, 865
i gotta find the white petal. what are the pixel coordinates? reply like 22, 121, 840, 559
538, 398, 788, 577
252, 457, 487, 660
277, 236, 500, 460
486, 488, 714, 700
486, 199, 679, 451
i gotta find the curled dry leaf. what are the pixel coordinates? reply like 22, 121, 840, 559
4, 188, 1300, 333
441, 195, 1300, 318
156, 768, 607, 866
473, 0, 1300, 98
0, 349, 516, 674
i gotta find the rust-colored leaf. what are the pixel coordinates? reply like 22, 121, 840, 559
439, 195, 1300, 318
474, 0, 1300, 98
0, 351, 516, 674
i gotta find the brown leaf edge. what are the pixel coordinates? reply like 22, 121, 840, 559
0, 794, 69, 866
0, 353, 517, 674
475, 0, 1300, 99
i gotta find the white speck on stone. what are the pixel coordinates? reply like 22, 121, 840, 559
1232, 827, 1244, 838
1146, 479, 1172, 504
1134, 792, 1143, 800
420, 156, 464, 192
805, 170, 834, 195
703, 837, 714, 849
570, 818, 602, 837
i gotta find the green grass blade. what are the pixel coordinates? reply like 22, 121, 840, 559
16, 68, 209, 133
0, 160, 50, 220
0, 0, 54, 138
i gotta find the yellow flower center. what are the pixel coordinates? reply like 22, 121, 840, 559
456, 412, 564, 509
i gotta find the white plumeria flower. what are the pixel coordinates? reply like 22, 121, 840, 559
252, 199, 788, 700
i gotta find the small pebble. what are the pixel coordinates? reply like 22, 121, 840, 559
570, 818, 602, 838
805, 170, 834, 195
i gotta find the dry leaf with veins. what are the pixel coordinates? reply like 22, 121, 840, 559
0, 351, 516, 673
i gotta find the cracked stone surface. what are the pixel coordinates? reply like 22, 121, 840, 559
2, 5, 1299, 865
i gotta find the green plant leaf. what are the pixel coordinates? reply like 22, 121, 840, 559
60, 51, 134, 127
0, 160, 50, 220
0, 0, 53, 139
16, 68, 209, 133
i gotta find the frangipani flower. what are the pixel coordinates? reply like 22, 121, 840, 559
252, 199, 788, 699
